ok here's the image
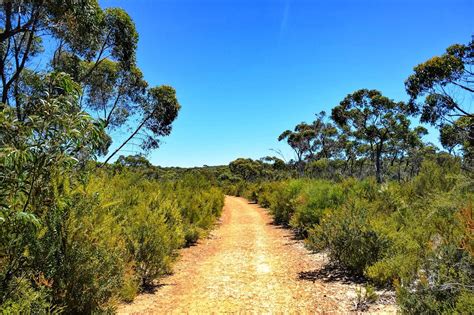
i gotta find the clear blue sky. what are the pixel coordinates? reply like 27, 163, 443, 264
101, 0, 473, 167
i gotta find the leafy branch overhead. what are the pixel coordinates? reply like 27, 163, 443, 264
0, 0, 180, 161
405, 40, 473, 124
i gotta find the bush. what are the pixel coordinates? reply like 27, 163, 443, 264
290, 181, 344, 236
0, 278, 55, 314
123, 196, 184, 287
0, 166, 224, 313
89, 171, 224, 288
267, 180, 306, 225
308, 200, 390, 275
56, 197, 125, 313
171, 175, 224, 245
253, 160, 473, 312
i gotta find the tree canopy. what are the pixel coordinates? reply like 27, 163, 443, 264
0, 0, 180, 162
405, 39, 473, 125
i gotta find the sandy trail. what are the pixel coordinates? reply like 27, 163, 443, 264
118, 196, 396, 314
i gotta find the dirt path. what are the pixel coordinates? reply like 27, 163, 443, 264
118, 196, 396, 314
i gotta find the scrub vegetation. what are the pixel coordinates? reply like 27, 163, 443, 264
220, 37, 473, 314
0, 0, 472, 313
0, 1, 223, 313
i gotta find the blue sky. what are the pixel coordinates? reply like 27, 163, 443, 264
102, 0, 473, 167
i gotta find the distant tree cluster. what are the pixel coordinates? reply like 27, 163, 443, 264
278, 38, 473, 182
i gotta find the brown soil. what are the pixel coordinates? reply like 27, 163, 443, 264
118, 196, 397, 314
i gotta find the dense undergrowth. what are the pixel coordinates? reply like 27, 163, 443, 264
228, 158, 474, 313
1, 166, 224, 313
0, 1, 472, 313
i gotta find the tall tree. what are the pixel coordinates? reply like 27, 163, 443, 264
308, 111, 340, 160
331, 89, 410, 183
278, 122, 315, 173
1, 1, 180, 162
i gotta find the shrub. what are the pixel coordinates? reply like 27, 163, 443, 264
171, 175, 224, 245
0, 278, 55, 314
289, 181, 344, 236
0, 166, 225, 312
308, 200, 390, 275
123, 196, 184, 287
267, 180, 306, 225
39, 192, 126, 313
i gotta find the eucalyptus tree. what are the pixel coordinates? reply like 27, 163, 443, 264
405, 38, 473, 169
440, 117, 473, 168
405, 38, 473, 125
308, 111, 340, 160
385, 117, 428, 181
0, 0, 180, 162
0, 1, 137, 108
278, 122, 315, 173
337, 134, 365, 177
331, 89, 410, 183
229, 158, 263, 181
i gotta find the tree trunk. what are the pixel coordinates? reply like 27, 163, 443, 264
375, 147, 382, 183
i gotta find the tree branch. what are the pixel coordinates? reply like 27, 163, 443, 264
0, 3, 37, 43
101, 112, 152, 166
78, 31, 111, 82
1, 8, 39, 104
451, 81, 474, 93
105, 90, 123, 127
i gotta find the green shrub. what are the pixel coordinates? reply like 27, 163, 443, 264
267, 180, 306, 225
0, 166, 224, 312
0, 278, 56, 314
42, 192, 126, 313
289, 181, 344, 236
171, 175, 224, 245
89, 171, 224, 288
124, 196, 184, 287
119, 265, 140, 303
308, 200, 390, 275
259, 162, 473, 312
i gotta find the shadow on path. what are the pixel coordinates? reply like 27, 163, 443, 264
299, 264, 366, 285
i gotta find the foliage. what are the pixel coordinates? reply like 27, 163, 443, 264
0, 161, 224, 312
1, 3, 472, 313
289, 180, 344, 237
0, 72, 118, 312
331, 89, 413, 183
233, 158, 473, 313
0, 0, 180, 163
405, 39, 473, 124
0, 64, 209, 313
355, 285, 378, 311
308, 198, 390, 275
229, 158, 263, 181
273, 39, 472, 182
